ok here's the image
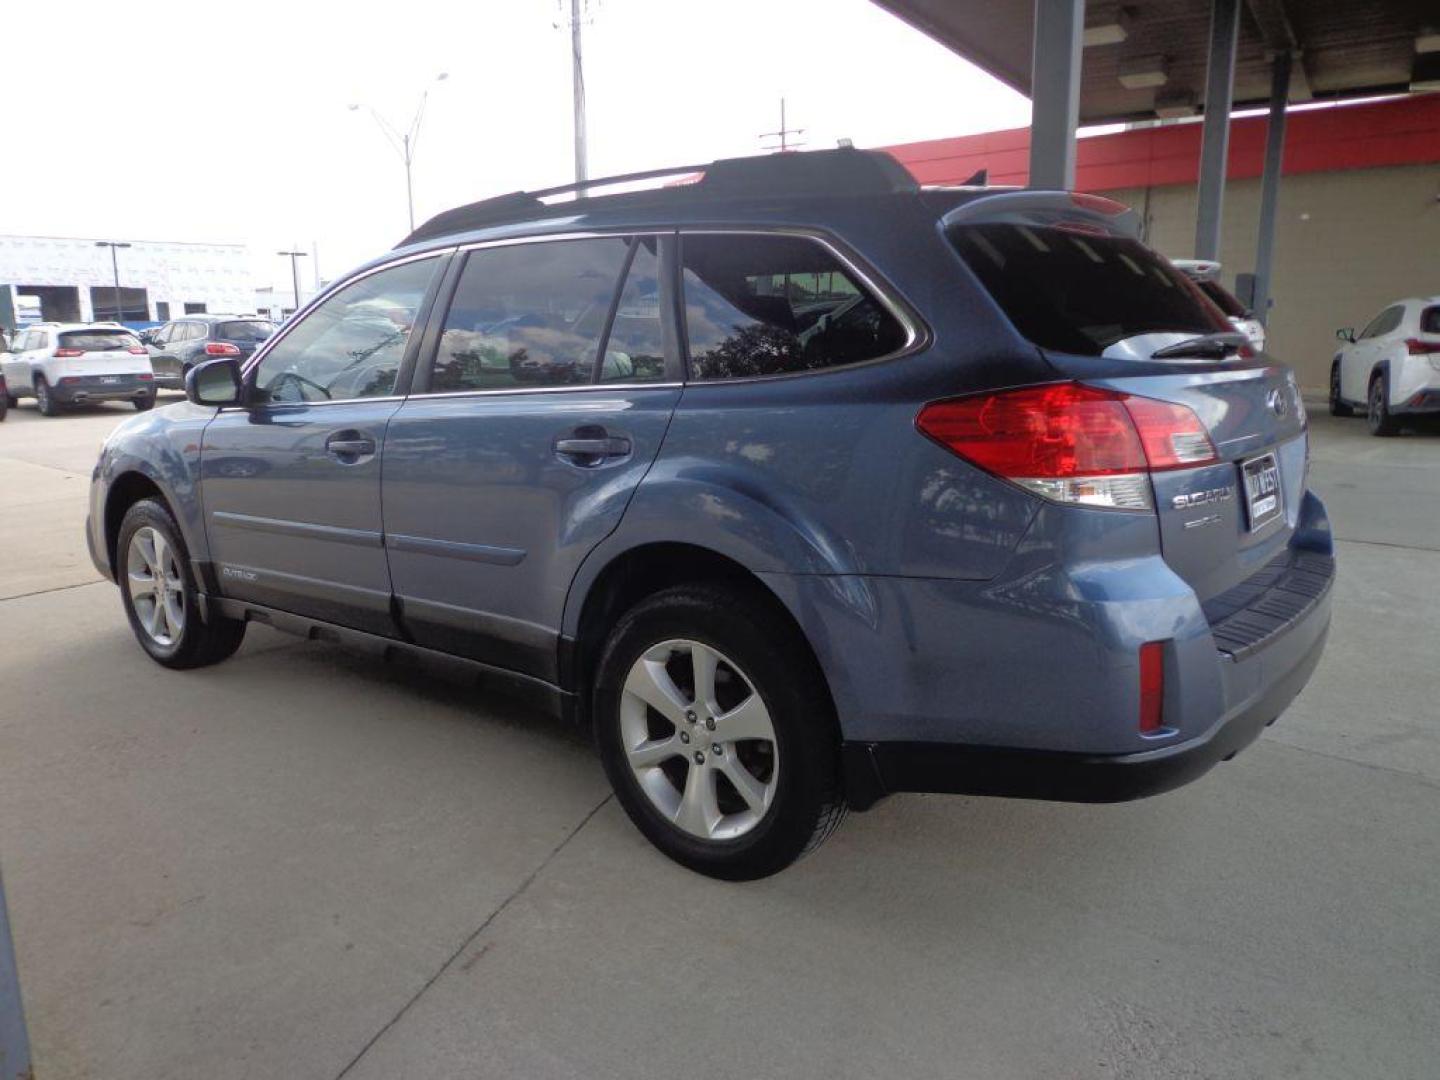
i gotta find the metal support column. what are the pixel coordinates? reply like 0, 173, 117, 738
1252, 51, 1292, 326
0, 869, 32, 1080
1028, 0, 1084, 190
1195, 0, 1240, 259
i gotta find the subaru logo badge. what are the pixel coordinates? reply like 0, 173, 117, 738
1267, 388, 1288, 417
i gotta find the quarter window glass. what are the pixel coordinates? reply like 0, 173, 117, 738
255, 257, 437, 403
431, 238, 632, 392
1422, 307, 1440, 334
680, 234, 906, 380
599, 239, 666, 383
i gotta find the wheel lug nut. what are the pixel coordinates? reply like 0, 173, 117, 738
704, 717, 716, 731
685, 710, 697, 724
711, 744, 722, 756
679, 731, 690, 744
693, 751, 705, 765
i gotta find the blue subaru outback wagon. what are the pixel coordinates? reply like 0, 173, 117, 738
87, 150, 1333, 879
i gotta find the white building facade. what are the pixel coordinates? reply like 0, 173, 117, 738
0, 234, 254, 329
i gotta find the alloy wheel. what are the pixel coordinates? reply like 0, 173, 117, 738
619, 639, 779, 841
126, 526, 186, 647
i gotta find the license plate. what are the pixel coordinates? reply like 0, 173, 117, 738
100, 375, 120, 384
1241, 452, 1282, 531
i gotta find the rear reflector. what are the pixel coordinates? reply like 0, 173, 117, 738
53, 348, 85, 357
138, 372, 153, 381
205, 342, 242, 357
128, 346, 148, 355
1405, 337, 1440, 355
1139, 641, 1165, 733
915, 382, 1218, 510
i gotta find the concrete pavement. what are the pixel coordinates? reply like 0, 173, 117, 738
1, 398, 1437, 1078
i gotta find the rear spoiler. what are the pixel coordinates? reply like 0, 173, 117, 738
940, 190, 1141, 240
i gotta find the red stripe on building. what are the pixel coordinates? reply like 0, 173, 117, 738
883, 93, 1440, 190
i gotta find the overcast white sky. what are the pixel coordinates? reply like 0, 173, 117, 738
3, 0, 1029, 287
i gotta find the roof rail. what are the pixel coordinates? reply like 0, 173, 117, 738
398, 148, 918, 248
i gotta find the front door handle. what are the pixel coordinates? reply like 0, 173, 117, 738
325, 430, 377, 461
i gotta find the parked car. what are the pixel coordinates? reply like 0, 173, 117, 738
1171, 259, 1266, 351
2, 323, 156, 415
86, 150, 1333, 879
145, 315, 276, 389
1330, 297, 1440, 435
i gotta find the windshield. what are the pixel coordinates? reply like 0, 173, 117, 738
58, 330, 142, 351
217, 320, 275, 342
949, 223, 1230, 355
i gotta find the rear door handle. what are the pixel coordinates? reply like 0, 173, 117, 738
554, 436, 631, 457
325, 431, 377, 460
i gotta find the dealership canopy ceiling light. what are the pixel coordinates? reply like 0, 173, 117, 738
1084, 7, 1131, 47
1415, 32, 1440, 54
1154, 91, 1198, 118
1119, 54, 1169, 90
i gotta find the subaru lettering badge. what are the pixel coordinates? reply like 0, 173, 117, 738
1267, 388, 1289, 417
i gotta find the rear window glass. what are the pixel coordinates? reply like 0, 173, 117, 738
58, 330, 141, 351
217, 320, 275, 342
950, 223, 1230, 355
1198, 280, 1248, 319
1421, 307, 1440, 334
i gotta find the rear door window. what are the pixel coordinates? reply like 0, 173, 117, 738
1421, 307, 1440, 334
428, 237, 640, 392
680, 233, 907, 379
60, 330, 141, 351
949, 223, 1229, 355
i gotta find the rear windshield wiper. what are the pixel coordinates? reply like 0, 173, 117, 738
1150, 331, 1249, 360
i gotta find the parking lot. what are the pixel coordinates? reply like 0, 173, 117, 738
1, 393, 1437, 1079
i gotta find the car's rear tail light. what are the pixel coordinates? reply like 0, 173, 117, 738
128, 346, 148, 355
1138, 641, 1165, 733
915, 383, 1218, 511
1404, 337, 1440, 355
59, 376, 82, 385
138, 372, 153, 381
53, 348, 85, 357
205, 342, 242, 357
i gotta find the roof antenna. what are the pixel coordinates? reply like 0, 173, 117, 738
760, 97, 806, 153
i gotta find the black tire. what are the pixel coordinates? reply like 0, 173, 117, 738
133, 393, 156, 412
1329, 363, 1354, 417
593, 583, 845, 880
0, 391, 7, 421
2, 392, 14, 411
35, 376, 59, 416
116, 497, 247, 669
1368, 371, 1400, 437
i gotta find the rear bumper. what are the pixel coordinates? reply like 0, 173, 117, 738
51, 376, 153, 403
842, 591, 1330, 809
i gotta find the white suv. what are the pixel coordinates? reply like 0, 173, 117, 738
1, 323, 157, 416
1171, 260, 1266, 352
1330, 298, 1440, 436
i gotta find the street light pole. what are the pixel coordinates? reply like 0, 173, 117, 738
277, 250, 308, 318
571, 0, 588, 183
94, 240, 132, 322
349, 73, 448, 233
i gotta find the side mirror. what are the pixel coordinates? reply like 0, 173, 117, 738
186, 357, 243, 407
1336, 327, 1355, 343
